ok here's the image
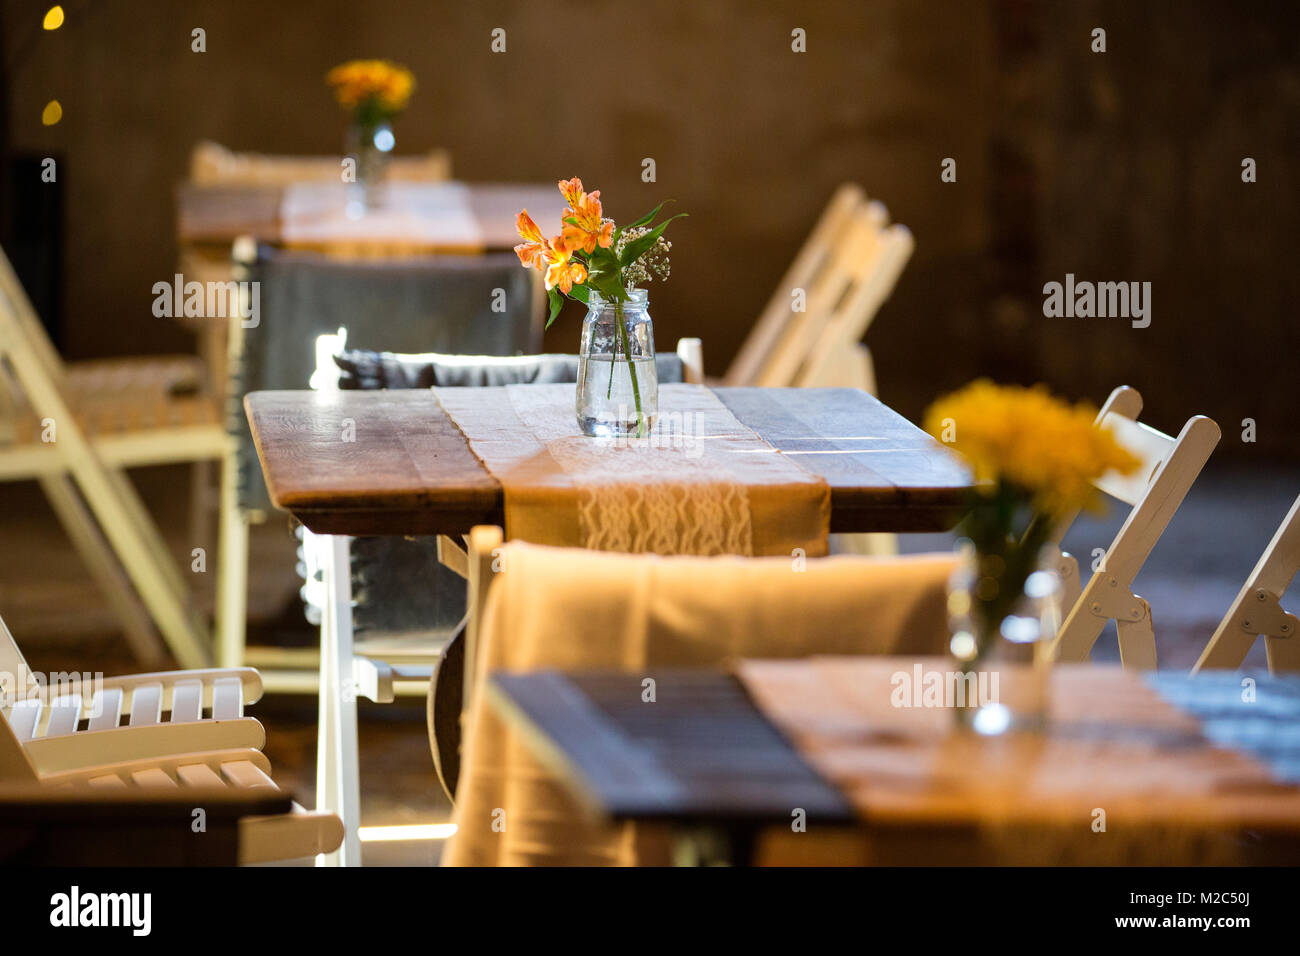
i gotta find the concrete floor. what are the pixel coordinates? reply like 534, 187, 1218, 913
2, 457, 1297, 865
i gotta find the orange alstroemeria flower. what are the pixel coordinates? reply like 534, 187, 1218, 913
556, 177, 614, 255
513, 209, 547, 269
539, 238, 588, 294
558, 177, 585, 210
562, 191, 615, 255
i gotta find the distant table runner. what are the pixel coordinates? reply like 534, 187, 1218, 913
177, 181, 569, 252
280, 182, 485, 250
735, 657, 1300, 861
434, 383, 830, 555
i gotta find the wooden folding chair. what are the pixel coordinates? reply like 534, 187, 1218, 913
722, 183, 913, 393
303, 331, 705, 865
0, 251, 225, 669
1047, 386, 1221, 669
1192, 495, 1300, 674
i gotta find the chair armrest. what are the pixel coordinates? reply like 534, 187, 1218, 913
25, 718, 265, 775
35, 668, 263, 713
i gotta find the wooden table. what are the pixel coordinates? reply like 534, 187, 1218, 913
244, 386, 972, 536
487, 663, 1300, 865
177, 181, 565, 252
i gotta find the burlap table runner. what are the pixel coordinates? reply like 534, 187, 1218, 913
737, 657, 1300, 864
434, 383, 830, 556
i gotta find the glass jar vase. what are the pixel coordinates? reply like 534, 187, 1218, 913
575, 288, 658, 438
946, 542, 1063, 735
345, 120, 395, 214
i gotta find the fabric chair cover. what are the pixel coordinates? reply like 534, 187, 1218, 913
445, 542, 958, 866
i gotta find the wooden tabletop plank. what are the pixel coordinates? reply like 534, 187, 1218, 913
245, 390, 501, 536
245, 386, 970, 536
714, 387, 969, 531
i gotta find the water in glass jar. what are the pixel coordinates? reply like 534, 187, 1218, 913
576, 353, 659, 437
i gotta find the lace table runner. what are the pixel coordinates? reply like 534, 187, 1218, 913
433, 383, 830, 556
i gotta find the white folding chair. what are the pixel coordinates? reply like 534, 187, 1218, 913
0, 251, 225, 669
1047, 386, 1221, 669
722, 182, 913, 393
1192, 495, 1300, 674
0, 608, 339, 863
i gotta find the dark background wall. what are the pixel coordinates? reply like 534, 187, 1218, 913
3, 0, 1298, 458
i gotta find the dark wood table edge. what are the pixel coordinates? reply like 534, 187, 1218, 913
485, 670, 857, 828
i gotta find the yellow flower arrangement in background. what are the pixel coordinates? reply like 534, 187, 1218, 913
326, 59, 415, 117
924, 379, 1139, 519
924, 380, 1141, 664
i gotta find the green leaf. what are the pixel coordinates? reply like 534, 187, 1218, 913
568, 283, 590, 304
618, 212, 687, 269
545, 287, 564, 328
622, 199, 673, 234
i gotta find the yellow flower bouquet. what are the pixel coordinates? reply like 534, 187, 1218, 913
925, 380, 1140, 675
326, 60, 415, 208
326, 59, 415, 125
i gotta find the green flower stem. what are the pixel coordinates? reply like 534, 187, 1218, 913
612, 298, 646, 438
606, 300, 619, 400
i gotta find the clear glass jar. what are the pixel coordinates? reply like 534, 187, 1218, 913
345, 120, 394, 215
576, 288, 658, 438
947, 542, 1063, 735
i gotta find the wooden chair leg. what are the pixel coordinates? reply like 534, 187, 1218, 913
1050, 583, 1110, 663
1057, 551, 1083, 619
100, 467, 190, 606
1116, 601, 1157, 670
215, 446, 248, 669
1265, 634, 1300, 673
37, 474, 167, 667
68, 459, 211, 669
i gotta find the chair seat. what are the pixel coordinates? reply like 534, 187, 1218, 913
6, 391, 222, 442
63, 355, 208, 398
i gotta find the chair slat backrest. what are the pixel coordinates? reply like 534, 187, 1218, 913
724, 183, 866, 387
793, 221, 914, 389
723, 185, 912, 390
1093, 412, 1178, 506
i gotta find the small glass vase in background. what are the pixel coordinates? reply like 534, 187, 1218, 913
947, 542, 1062, 735
576, 289, 658, 438
345, 120, 395, 215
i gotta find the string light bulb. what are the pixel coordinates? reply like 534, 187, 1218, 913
43, 5, 65, 30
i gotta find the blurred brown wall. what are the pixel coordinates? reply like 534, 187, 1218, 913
4, 0, 1298, 459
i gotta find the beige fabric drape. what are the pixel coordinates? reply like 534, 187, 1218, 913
444, 543, 957, 866
434, 383, 831, 556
